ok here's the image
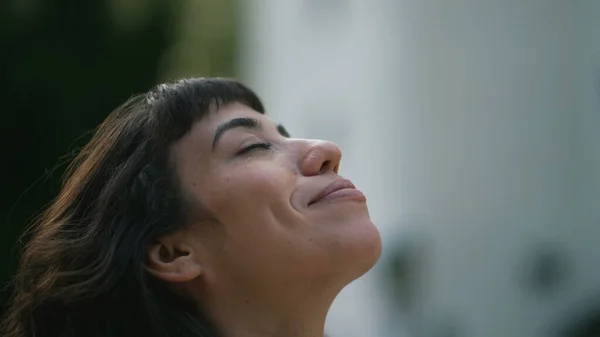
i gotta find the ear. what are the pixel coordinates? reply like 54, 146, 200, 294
146, 231, 203, 283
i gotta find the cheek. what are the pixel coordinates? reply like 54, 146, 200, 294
204, 163, 297, 228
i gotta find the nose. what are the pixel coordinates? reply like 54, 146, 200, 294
299, 140, 342, 176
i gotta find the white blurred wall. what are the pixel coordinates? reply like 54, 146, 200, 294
239, 1, 600, 337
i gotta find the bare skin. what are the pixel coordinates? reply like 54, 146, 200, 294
146, 103, 382, 337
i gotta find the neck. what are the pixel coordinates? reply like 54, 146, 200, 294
216, 309, 328, 337
199, 280, 341, 337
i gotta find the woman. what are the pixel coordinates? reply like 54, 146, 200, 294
1, 78, 382, 337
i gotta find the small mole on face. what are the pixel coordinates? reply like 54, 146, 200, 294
245, 300, 250, 304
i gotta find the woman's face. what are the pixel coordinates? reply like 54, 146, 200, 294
165, 102, 381, 303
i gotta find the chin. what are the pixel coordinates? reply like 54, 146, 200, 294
357, 220, 383, 270
340, 219, 383, 281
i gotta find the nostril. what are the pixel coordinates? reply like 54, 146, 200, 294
300, 140, 342, 176
320, 160, 331, 173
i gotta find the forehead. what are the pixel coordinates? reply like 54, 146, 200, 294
182, 102, 266, 142
202, 102, 271, 132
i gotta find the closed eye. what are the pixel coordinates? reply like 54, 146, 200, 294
236, 142, 272, 156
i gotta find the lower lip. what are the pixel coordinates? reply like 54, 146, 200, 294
313, 188, 367, 204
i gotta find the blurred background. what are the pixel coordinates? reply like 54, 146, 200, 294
1, 1, 599, 336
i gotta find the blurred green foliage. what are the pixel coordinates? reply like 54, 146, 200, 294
0, 0, 237, 312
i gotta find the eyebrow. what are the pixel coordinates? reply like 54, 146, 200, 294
212, 117, 292, 152
212, 117, 262, 151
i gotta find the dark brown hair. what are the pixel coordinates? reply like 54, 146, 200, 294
1, 78, 265, 337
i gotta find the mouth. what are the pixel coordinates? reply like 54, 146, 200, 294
308, 178, 366, 206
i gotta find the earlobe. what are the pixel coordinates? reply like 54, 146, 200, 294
146, 242, 203, 283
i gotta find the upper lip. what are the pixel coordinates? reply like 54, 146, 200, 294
308, 178, 356, 205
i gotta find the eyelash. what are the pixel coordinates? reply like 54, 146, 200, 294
236, 142, 273, 155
